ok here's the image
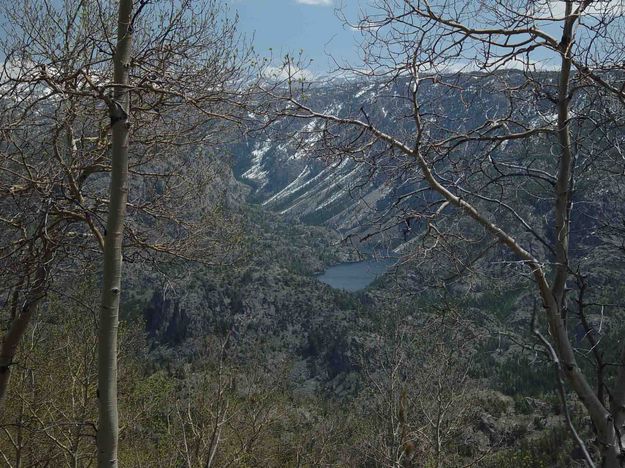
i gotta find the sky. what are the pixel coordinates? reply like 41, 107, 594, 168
231, 0, 562, 76
5, 0, 623, 76
233, 0, 362, 75
232, 0, 625, 76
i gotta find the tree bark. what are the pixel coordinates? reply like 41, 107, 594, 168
550, 5, 621, 466
0, 267, 49, 406
96, 1, 133, 466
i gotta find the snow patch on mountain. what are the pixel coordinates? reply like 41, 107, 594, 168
263, 166, 313, 205
242, 140, 272, 186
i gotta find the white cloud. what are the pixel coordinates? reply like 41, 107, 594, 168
295, 0, 332, 5
536, 0, 625, 18
262, 65, 315, 82
349, 21, 381, 32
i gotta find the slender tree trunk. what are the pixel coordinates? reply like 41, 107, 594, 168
609, 346, 625, 464
549, 5, 621, 466
0, 267, 48, 406
96, 1, 133, 466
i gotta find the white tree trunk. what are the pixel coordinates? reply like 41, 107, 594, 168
97, 1, 133, 466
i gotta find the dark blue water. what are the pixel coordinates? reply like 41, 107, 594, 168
317, 258, 395, 292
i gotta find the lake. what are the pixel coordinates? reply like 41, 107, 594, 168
317, 258, 395, 292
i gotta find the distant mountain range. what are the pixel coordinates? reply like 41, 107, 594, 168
232, 71, 558, 240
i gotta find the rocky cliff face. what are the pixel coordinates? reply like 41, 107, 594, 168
234, 71, 555, 235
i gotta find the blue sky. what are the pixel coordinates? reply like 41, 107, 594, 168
231, 0, 563, 75
233, 0, 361, 74
232, 1, 625, 75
